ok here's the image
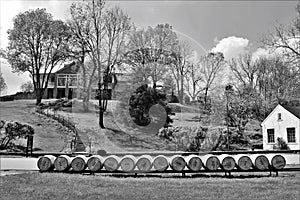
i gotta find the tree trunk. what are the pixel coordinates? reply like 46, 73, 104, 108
180, 76, 184, 104
82, 88, 90, 112
82, 98, 89, 112
35, 88, 44, 105
204, 87, 209, 109
99, 109, 105, 129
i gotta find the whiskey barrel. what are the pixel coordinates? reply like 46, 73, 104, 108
153, 155, 169, 171
270, 155, 286, 170
120, 155, 137, 172
87, 155, 104, 172
104, 155, 121, 172
219, 155, 236, 171
136, 155, 153, 172
71, 155, 88, 172
236, 155, 252, 171
37, 155, 56, 172
169, 155, 186, 171
204, 155, 220, 171
54, 155, 72, 172
186, 155, 203, 171
252, 155, 270, 170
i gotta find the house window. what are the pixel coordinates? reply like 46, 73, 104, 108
68, 75, 78, 87
278, 113, 282, 121
57, 75, 66, 87
287, 128, 296, 143
50, 76, 55, 83
267, 129, 275, 143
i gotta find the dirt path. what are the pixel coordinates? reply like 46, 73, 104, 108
0, 100, 71, 152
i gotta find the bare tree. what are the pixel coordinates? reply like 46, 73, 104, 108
185, 62, 202, 101
199, 52, 225, 107
69, 0, 131, 128
262, 2, 300, 66
169, 41, 191, 104
229, 53, 259, 90
102, 6, 131, 95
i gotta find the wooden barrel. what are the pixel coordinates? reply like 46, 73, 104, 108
153, 155, 169, 171
37, 155, 56, 172
220, 155, 236, 171
169, 155, 186, 171
270, 155, 286, 170
120, 155, 137, 172
54, 155, 72, 172
204, 155, 220, 171
104, 155, 121, 172
71, 155, 88, 172
87, 155, 104, 172
236, 155, 252, 171
253, 155, 270, 170
186, 155, 203, 171
136, 155, 153, 172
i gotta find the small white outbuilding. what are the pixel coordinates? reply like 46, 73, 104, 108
261, 104, 300, 150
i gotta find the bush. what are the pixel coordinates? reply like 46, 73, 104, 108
0, 120, 34, 150
129, 84, 173, 127
273, 137, 290, 150
158, 126, 207, 151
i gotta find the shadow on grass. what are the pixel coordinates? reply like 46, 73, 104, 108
85, 172, 285, 179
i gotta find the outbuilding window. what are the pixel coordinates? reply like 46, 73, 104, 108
267, 129, 275, 143
287, 128, 296, 143
278, 113, 282, 121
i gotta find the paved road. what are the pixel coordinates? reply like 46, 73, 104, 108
0, 157, 39, 171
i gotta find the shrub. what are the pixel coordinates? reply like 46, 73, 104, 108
273, 137, 290, 150
129, 84, 173, 127
0, 120, 34, 150
158, 126, 207, 151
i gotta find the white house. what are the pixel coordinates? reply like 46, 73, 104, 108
261, 104, 300, 150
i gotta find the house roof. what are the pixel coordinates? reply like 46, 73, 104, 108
282, 105, 300, 119
55, 61, 79, 74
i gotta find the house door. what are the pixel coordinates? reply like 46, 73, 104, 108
68, 89, 73, 99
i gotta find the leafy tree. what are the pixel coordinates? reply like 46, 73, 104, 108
0, 71, 7, 95
125, 24, 177, 87
5, 8, 71, 105
225, 85, 262, 133
20, 81, 34, 93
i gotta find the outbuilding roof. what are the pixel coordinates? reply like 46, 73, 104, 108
282, 105, 300, 119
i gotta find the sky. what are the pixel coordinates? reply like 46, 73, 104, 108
0, 0, 298, 95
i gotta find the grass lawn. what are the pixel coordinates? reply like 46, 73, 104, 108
0, 172, 299, 200
0, 100, 70, 152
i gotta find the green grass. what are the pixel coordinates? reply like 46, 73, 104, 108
1, 172, 299, 200
0, 100, 68, 152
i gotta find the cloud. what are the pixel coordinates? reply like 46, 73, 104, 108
251, 47, 270, 61
211, 36, 249, 60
